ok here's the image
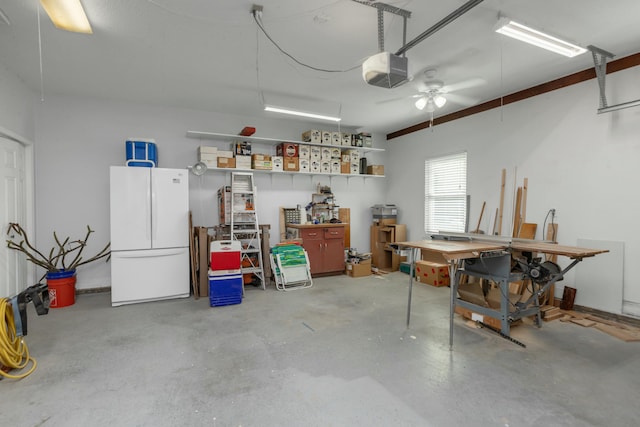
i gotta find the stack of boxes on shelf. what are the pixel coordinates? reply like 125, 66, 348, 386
209, 240, 243, 307
194, 129, 381, 175
370, 205, 406, 272
198, 146, 235, 169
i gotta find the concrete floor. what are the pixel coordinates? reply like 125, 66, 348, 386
2, 272, 639, 427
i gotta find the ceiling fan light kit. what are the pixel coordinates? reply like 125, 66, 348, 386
495, 18, 586, 58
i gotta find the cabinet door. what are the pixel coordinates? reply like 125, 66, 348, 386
324, 237, 345, 273
300, 229, 323, 275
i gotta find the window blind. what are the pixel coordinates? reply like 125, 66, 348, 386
424, 152, 467, 234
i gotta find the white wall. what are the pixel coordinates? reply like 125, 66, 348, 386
34, 95, 387, 290
386, 65, 640, 317
0, 62, 35, 141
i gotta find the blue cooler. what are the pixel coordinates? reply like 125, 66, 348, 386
209, 269, 242, 307
126, 139, 157, 167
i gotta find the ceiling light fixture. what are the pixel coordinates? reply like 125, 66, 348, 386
495, 18, 586, 58
415, 94, 446, 112
264, 105, 341, 122
40, 0, 93, 34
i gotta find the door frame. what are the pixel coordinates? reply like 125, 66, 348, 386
1, 125, 35, 289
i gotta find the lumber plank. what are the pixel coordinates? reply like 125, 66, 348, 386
518, 223, 537, 239
512, 187, 522, 238
594, 323, 640, 342
570, 318, 597, 327
497, 169, 505, 235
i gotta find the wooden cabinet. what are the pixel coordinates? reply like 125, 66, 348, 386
288, 224, 345, 276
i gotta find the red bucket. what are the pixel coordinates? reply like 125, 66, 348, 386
47, 271, 77, 308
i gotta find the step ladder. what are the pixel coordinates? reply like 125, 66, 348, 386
230, 172, 266, 290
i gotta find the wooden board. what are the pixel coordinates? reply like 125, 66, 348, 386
594, 323, 640, 342
569, 318, 597, 327
189, 212, 198, 298
512, 187, 522, 238
197, 227, 210, 298
497, 169, 505, 235
339, 208, 350, 249
518, 223, 537, 239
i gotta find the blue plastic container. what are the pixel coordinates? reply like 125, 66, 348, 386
209, 270, 242, 307
126, 140, 157, 167
46, 269, 76, 280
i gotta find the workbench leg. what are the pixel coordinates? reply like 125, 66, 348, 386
449, 260, 460, 350
406, 247, 418, 328
500, 279, 510, 336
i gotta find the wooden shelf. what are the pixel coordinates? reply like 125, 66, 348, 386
186, 131, 385, 154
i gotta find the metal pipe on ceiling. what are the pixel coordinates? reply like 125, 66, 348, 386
395, 0, 485, 56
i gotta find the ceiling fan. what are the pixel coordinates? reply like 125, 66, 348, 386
412, 69, 484, 112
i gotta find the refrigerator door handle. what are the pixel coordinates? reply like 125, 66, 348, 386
113, 248, 185, 258
146, 179, 152, 242
151, 182, 157, 243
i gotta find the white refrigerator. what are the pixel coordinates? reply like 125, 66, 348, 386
109, 166, 190, 306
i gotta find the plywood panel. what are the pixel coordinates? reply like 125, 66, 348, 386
575, 239, 624, 315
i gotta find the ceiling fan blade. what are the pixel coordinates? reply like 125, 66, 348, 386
445, 92, 480, 106
442, 77, 486, 93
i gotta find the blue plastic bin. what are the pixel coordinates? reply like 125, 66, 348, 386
126, 140, 157, 167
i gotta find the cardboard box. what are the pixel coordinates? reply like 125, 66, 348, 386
455, 305, 502, 330
331, 160, 341, 174
485, 287, 521, 309
310, 160, 321, 173
367, 165, 384, 175
415, 260, 450, 287
251, 153, 271, 162
283, 157, 299, 172
321, 146, 332, 160
302, 129, 321, 144
341, 161, 350, 174
346, 149, 360, 162
235, 155, 252, 170
198, 146, 218, 155
252, 160, 272, 170
310, 146, 321, 160
331, 131, 342, 146
321, 131, 332, 145
350, 164, 360, 175
346, 258, 372, 277
276, 143, 299, 158
320, 160, 331, 174
272, 156, 283, 172
217, 150, 234, 158
341, 133, 352, 146
457, 282, 489, 307
217, 157, 236, 168
299, 145, 310, 159
330, 147, 341, 159
299, 158, 310, 172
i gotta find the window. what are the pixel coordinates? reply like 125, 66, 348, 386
424, 152, 467, 234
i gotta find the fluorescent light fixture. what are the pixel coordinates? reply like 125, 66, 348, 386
495, 18, 586, 58
40, 0, 93, 34
264, 105, 341, 122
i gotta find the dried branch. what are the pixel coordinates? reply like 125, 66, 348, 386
6, 223, 111, 273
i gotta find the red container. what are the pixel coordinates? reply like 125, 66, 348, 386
47, 271, 77, 308
210, 240, 241, 270
276, 143, 299, 158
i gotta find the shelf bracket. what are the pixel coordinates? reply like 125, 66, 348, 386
589, 45, 640, 114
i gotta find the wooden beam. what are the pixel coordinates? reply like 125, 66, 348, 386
497, 169, 506, 235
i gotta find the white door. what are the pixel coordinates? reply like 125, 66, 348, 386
110, 166, 152, 251
1, 137, 27, 298
151, 168, 189, 249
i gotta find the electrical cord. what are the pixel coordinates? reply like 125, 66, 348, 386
252, 11, 362, 73
0, 298, 37, 379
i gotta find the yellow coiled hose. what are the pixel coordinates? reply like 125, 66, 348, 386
0, 297, 37, 379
